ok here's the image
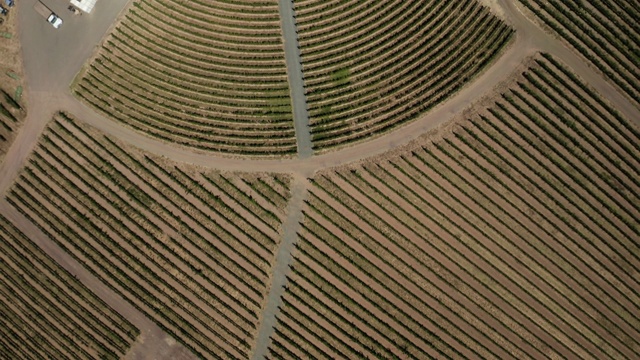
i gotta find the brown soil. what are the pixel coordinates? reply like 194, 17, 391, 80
0, 3, 25, 161
0, 4, 24, 95
1, 0, 639, 359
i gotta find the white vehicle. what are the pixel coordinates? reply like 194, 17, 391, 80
33, 1, 62, 29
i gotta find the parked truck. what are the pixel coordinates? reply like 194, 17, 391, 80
34, 1, 62, 29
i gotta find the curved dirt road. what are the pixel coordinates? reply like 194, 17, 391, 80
1, 0, 639, 359
2, 0, 637, 200
0, 14, 534, 196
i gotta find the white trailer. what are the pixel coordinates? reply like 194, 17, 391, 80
33, 1, 63, 29
69, 0, 97, 14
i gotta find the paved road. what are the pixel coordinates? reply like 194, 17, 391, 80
278, 0, 313, 158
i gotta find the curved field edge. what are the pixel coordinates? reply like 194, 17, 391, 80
71, 0, 297, 158
266, 52, 640, 359
4, 111, 294, 359
296, 0, 515, 152
0, 213, 140, 359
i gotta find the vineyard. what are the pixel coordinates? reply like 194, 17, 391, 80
0, 214, 140, 359
268, 53, 640, 359
2, 0, 640, 358
517, 0, 640, 107
6, 112, 292, 359
0, 89, 25, 158
295, 0, 514, 151
0, 3, 25, 161
73, 0, 296, 156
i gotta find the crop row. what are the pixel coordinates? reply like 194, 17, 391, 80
292, 0, 514, 151
74, 0, 296, 156
517, 0, 640, 106
6, 113, 293, 359
268, 53, 639, 358
135, 0, 285, 49
0, 103, 15, 144
0, 90, 25, 155
0, 214, 139, 360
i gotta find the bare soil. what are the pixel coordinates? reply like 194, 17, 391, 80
1, 0, 639, 359
0, 3, 25, 160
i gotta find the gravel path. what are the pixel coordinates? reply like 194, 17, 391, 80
1, 0, 636, 188
1, 0, 639, 359
250, 174, 309, 360
0, 199, 196, 360
278, 0, 313, 159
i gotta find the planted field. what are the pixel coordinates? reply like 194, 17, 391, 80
0, 104, 17, 153
0, 214, 140, 359
6, 112, 292, 359
517, 0, 640, 107
0, 3, 25, 160
268, 53, 640, 359
73, 0, 296, 156
0, 89, 25, 159
295, 0, 514, 150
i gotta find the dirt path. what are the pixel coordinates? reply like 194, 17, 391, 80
1, 0, 639, 359
0, 198, 195, 360
1, 0, 636, 187
0, 0, 535, 194
250, 174, 309, 360
497, 0, 640, 124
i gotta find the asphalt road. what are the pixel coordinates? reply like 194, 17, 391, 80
5, 0, 636, 186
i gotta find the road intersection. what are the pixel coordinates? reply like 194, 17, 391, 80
0, 0, 638, 358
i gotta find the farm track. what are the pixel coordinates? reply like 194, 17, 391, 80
270, 53, 639, 359
3, 1, 636, 196
1, 0, 639, 358
2, 0, 637, 194
279, 0, 313, 158
4, 113, 295, 359
73, 0, 299, 157
0, 199, 195, 360
516, 0, 640, 107
251, 174, 309, 360
0, 0, 637, 187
